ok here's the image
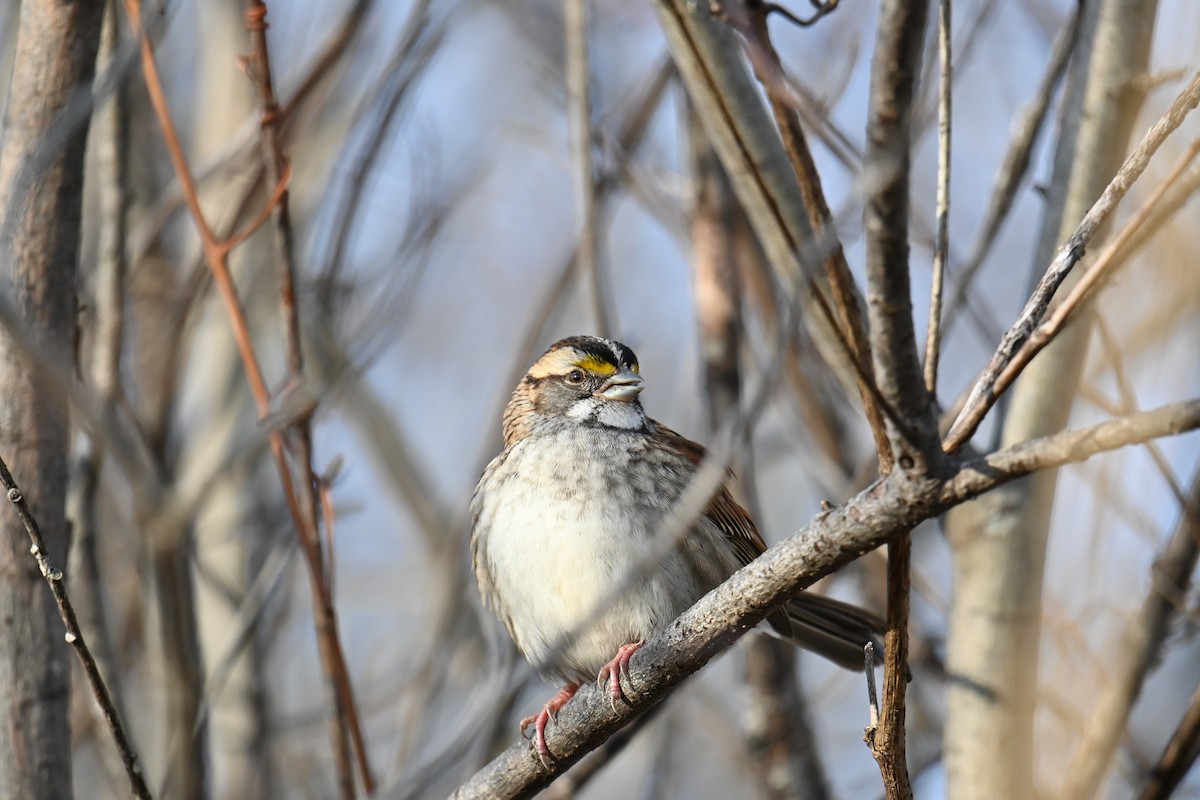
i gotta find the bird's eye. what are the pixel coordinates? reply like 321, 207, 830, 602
565, 369, 586, 386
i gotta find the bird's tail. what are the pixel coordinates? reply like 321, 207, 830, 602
770, 592, 885, 671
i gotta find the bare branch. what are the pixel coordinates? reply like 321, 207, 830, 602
651, 0, 880, 427
450, 396, 1200, 800
0, 455, 152, 800
865, 533, 913, 800
863, 0, 937, 469
988, 136, 1200, 403
242, 2, 374, 793
945, 70, 1200, 451
1136, 681, 1200, 800
565, 0, 609, 335
923, 0, 952, 398
729, 3, 893, 471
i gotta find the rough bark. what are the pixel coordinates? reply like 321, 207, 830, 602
448, 398, 1200, 800
0, 0, 105, 798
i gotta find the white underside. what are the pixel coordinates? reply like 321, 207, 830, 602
474, 428, 717, 681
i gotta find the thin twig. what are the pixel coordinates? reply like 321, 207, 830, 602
987, 136, 1200, 408
565, 0, 609, 335
944, 70, 1200, 451
864, 641, 879, 730
124, 3, 368, 796
0, 455, 152, 800
943, 7, 1080, 336
242, 2, 374, 795
923, 0, 952, 397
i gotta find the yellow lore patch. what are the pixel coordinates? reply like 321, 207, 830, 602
574, 355, 617, 375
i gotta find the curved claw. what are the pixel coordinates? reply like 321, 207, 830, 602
595, 641, 643, 712
519, 682, 579, 767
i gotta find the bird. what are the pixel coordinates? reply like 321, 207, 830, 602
470, 335, 883, 762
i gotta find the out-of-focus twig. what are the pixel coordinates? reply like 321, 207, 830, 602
1136, 680, 1200, 800
321, 0, 441, 302
688, 99, 830, 800
124, 2, 369, 796
729, 2, 892, 472
68, 0, 130, 746
0, 455, 152, 800
654, 0, 913, 446
503, 57, 673, 395
242, 2, 374, 795
1057, 326, 1200, 800
565, 0, 609, 335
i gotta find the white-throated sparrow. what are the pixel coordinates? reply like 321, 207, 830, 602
471, 335, 883, 761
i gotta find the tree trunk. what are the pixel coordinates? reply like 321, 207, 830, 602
0, 0, 105, 797
943, 2, 1159, 797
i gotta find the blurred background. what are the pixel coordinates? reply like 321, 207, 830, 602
1, 0, 1197, 797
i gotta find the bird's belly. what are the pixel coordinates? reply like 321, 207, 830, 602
481, 455, 698, 680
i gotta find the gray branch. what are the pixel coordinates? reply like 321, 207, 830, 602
448, 398, 1200, 800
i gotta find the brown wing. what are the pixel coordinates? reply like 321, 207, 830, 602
645, 418, 768, 566
646, 418, 792, 635
647, 418, 884, 668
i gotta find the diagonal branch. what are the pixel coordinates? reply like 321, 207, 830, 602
1136, 680, 1200, 800
944, 70, 1200, 451
651, 0, 896, 440
0, 455, 152, 800
725, 2, 893, 471
448, 398, 1200, 800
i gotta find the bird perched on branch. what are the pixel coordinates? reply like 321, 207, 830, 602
471, 335, 883, 762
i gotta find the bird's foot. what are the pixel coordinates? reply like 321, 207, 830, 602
519, 682, 580, 767
596, 640, 643, 712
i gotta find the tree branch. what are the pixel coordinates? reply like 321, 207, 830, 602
945, 69, 1200, 451
0, 455, 152, 800
1136, 680, 1200, 800
650, 0, 879, 425
449, 398, 1200, 800
943, 6, 1081, 337
923, 0, 952, 398
863, 0, 937, 470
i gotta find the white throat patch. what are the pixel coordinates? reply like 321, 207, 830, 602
566, 397, 645, 430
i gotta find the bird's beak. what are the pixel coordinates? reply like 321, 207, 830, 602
594, 370, 644, 402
